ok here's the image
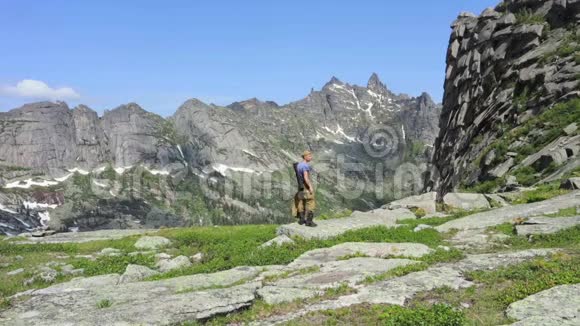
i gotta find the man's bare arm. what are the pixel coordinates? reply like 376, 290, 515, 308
304, 171, 313, 194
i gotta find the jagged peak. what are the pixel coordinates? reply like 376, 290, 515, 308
367, 73, 388, 92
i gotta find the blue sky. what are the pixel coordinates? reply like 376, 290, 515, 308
0, 0, 499, 116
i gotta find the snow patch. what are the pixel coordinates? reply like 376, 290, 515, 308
212, 163, 261, 175
38, 211, 50, 225
114, 166, 133, 174
242, 149, 259, 158
145, 167, 170, 176
23, 201, 58, 209
54, 174, 73, 182
5, 179, 59, 189
93, 180, 108, 188
401, 125, 406, 140
67, 168, 89, 175
364, 103, 375, 120
0, 204, 17, 214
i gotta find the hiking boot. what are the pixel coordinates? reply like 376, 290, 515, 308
298, 211, 306, 225
305, 211, 317, 227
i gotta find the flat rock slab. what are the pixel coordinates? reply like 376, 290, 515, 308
436, 191, 580, 232
257, 286, 323, 305
288, 242, 432, 269
254, 249, 557, 325
0, 266, 264, 325
516, 216, 580, 236
275, 258, 419, 290
277, 208, 415, 240
506, 284, 580, 325
448, 228, 510, 250
13, 229, 156, 244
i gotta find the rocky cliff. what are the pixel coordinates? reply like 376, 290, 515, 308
428, 0, 580, 197
0, 74, 441, 235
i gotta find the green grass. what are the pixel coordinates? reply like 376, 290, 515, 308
187, 284, 357, 325
0, 223, 446, 304
503, 226, 580, 250
515, 8, 546, 25
510, 182, 570, 204
546, 207, 579, 217
96, 298, 112, 309
148, 224, 446, 281
470, 99, 580, 190
361, 248, 464, 285
288, 303, 465, 326
407, 252, 579, 325
487, 223, 515, 236
462, 178, 506, 194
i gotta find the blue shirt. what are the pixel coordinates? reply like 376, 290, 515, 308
296, 161, 311, 190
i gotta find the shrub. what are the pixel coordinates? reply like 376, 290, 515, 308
515, 8, 546, 25
96, 299, 112, 309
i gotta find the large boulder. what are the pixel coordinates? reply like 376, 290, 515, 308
506, 284, 580, 325
386, 192, 437, 214
119, 264, 160, 284
443, 193, 491, 211
561, 177, 580, 190
134, 236, 172, 250
157, 256, 192, 273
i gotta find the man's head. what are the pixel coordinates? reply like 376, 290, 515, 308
302, 150, 313, 162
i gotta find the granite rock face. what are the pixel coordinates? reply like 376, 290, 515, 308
428, 1, 580, 197
0, 102, 173, 171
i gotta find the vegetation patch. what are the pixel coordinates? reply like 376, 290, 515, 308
96, 298, 112, 309
286, 303, 465, 326
510, 182, 570, 204
515, 8, 546, 25
407, 252, 579, 325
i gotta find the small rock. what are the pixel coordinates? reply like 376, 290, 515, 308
99, 248, 122, 256
37, 268, 58, 283
190, 253, 204, 263
134, 236, 172, 250
14, 255, 24, 261
157, 256, 192, 273
155, 253, 172, 260
60, 264, 75, 274
75, 255, 95, 260
45, 261, 64, 268
461, 302, 471, 308
128, 251, 156, 257
260, 235, 295, 248
413, 224, 434, 232
437, 245, 451, 252
23, 277, 36, 286
118, 264, 160, 284
7, 268, 25, 276
563, 122, 578, 136
1, 263, 12, 268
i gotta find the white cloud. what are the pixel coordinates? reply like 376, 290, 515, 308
1, 79, 80, 100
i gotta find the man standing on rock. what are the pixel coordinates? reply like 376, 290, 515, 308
292, 150, 317, 227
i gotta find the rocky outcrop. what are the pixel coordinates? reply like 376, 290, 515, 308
428, 0, 580, 197
0, 102, 174, 173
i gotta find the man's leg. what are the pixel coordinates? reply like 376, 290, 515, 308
305, 192, 317, 227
